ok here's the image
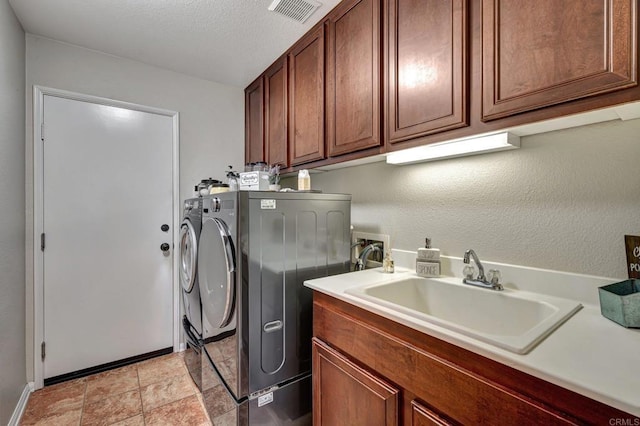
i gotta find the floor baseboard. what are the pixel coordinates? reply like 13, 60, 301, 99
7, 382, 33, 426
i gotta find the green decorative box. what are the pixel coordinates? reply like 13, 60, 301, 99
598, 279, 640, 328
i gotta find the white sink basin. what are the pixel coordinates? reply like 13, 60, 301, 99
345, 276, 582, 354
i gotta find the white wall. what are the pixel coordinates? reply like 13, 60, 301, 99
0, 1, 26, 423
307, 118, 640, 279
25, 34, 244, 381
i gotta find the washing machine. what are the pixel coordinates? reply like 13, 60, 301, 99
180, 197, 203, 337
179, 197, 208, 391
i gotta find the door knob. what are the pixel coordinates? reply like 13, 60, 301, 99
160, 243, 170, 252
161, 224, 170, 232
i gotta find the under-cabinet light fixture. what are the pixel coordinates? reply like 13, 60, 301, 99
386, 131, 521, 165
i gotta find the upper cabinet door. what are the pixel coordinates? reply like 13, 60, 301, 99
482, 0, 638, 121
265, 56, 289, 168
326, 0, 382, 156
289, 24, 326, 166
387, 0, 468, 144
245, 77, 264, 164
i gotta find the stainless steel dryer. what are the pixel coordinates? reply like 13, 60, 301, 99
197, 191, 351, 425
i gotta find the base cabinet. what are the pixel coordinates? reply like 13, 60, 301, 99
312, 339, 399, 425
312, 292, 638, 425
410, 401, 454, 426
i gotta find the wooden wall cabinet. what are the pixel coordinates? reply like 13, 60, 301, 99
246, 0, 638, 169
481, 0, 637, 121
313, 292, 637, 425
288, 24, 326, 166
265, 56, 288, 168
386, 0, 468, 144
244, 77, 264, 164
326, 0, 382, 157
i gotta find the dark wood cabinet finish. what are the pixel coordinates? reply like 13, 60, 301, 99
411, 401, 454, 426
386, 0, 468, 144
313, 292, 638, 425
312, 338, 399, 426
265, 56, 288, 168
288, 24, 326, 166
482, 0, 638, 121
246, 0, 639, 169
244, 77, 264, 164
326, 0, 382, 156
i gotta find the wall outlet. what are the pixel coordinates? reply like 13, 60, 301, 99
351, 231, 390, 268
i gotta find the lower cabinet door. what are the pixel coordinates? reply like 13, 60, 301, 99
411, 400, 455, 426
312, 338, 399, 426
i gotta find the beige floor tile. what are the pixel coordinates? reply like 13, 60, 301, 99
144, 395, 211, 426
85, 365, 139, 404
21, 381, 85, 423
108, 414, 145, 426
20, 407, 82, 426
140, 374, 196, 412
137, 354, 187, 387
80, 389, 142, 426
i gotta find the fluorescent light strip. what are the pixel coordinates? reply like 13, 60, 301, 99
386, 132, 521, 165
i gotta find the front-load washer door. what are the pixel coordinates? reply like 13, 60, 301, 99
198, 217, 236, 330
179, 219, 198, 293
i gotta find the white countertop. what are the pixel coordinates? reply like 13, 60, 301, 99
305, 252, 640, 416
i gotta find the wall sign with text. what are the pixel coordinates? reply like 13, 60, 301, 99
625, 235, 640, 279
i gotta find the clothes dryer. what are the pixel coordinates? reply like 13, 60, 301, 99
197, 191, 352, 425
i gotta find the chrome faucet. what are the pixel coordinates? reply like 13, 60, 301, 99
462, 249, 503, 291
355, 243, 382, 271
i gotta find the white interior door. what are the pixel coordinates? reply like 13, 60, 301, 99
42, 94, 174, 379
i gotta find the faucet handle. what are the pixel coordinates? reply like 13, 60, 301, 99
487, 269, 502, 285
463, 264, 476, 279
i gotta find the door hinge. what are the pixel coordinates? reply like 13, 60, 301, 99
41, 122, 45, 141
41, 233, 45, 251
41, 341, 46, 361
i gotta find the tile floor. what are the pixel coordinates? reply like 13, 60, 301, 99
20, 353, 213, 426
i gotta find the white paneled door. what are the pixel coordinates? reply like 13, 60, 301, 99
42, 94, 174, 380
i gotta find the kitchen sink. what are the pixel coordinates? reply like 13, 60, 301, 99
345, 276, 582, 354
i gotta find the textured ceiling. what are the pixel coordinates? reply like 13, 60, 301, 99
9, 0, 341, 87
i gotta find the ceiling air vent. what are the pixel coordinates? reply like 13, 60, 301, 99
268, 0, 322, 23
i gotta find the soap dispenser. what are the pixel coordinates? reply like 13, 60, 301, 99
417, 238, 440, 261
416, 237, 441, 278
